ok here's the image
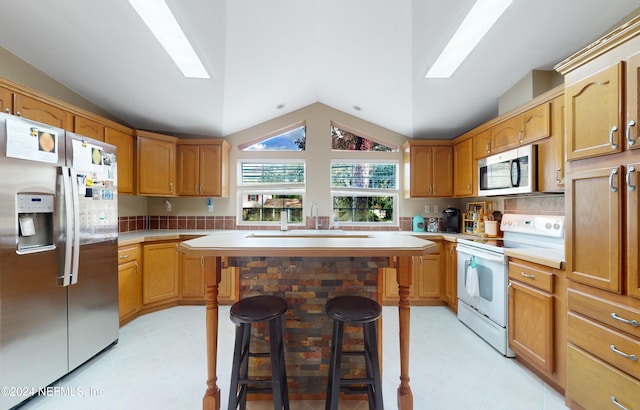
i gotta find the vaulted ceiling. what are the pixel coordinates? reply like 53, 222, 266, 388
0, 1, 637, 139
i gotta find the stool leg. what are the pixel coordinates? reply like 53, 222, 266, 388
275, 316, 290, 410
364, 322, 384, 410
238, 323, 252, 410
268, 318, 284, 410
325, 320, 344, 410
362, 323, 375, 409
228, 323, 250, 410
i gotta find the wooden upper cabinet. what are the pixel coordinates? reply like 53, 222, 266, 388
453, 138, 474, 197
15, 94, 71, 130
136, 130, 177, 196
491, 115, 521, 152
403, 142, 453, 198
567, 166, 622, 293
473, 128, 492, 159
537, 95, 565, 192
0, 86, 13, 114
105, 127, 135, 194
177, 139, 230, 197
626, 51, 640, 150
565, 62, 623, 161
74, 116, 104, 141
627, 161, 640, 300
520, 102, 551, 145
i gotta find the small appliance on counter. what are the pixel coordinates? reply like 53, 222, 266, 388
412, 213, 425, 232
442, 207, 461, 233
426, 217, 440, 233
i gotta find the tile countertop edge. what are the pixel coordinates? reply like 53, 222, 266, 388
503, 248, 565, 270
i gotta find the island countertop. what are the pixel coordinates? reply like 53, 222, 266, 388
179, 230, 438, 258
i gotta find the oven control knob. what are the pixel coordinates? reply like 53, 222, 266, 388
545, 222, 552, 229
553, 223, 560, 230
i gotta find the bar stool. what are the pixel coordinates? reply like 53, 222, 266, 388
325, 295, 383, 410
228, 295, 290, 410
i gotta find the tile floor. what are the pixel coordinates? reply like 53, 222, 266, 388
17, 305, 568, 410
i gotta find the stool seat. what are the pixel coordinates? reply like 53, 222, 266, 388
230, 294, 288, 324
326, 295, 381, 324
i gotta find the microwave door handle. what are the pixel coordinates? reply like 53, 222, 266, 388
69, 168, 81, 285
511, 159, 521, 187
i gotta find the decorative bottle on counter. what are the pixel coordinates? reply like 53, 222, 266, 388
412, 214, 425, 232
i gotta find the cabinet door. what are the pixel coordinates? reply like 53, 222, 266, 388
14, 94, 70, 130
567, 166, 622, 293
118, 260, 140, 323
566, 62, 623, 160
432, 145, 453, 197
520, 103, 550, 145
200, 145, 223, 196
537, 96, 565, 192
626, 52, 640, 150
180, 254, 205, 300
0, 86, 13, 114
143, 242, 179, 304
137, 136, 176, 196
444, 242, 457, 309
627, 162, 640, 299
177, 145, 200, 196
74, 116, 104, 141
416, 252, 441, 300
508, 281, 554, 373
105, 127, 134, 194
454, 139, 474, 197
491, 116, 520, 153
473, 129, 492, 159
410, 145, 432, 197
218, 266, 237, 305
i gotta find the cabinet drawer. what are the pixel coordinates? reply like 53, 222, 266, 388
568, 344, 640, 410
568, 289, 640, 339
568, 312, 640, 380
508, 259, 553, 293
118, 244, 140, 265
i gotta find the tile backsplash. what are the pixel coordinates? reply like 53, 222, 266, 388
503, 195, 564, 216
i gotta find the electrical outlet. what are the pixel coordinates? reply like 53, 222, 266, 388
425, 205, 430, 214
434, 204, 439, 213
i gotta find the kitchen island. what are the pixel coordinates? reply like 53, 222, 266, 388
179, 230, 437, 410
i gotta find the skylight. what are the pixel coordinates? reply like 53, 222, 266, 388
128, 0, 210, 79
425, 0, 512, 78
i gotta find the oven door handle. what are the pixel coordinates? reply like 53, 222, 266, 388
457, 245, 505, 263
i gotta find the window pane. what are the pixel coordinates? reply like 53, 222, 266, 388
330, 163, 397, 189
242, 194, 303, 222
242, 125, 306, 151
331, 125, 394, 152
332, 195, 394, 223
241, 163, 305, 185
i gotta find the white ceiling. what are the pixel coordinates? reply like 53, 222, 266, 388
0, 1, 638, 139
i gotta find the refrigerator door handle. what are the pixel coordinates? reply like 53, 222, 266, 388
69, 168, 81, 285
59, 167, 73, 286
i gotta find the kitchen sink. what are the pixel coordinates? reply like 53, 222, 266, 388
246, 230, 371, 238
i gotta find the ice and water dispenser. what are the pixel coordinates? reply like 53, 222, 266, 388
17, 193, 55, 253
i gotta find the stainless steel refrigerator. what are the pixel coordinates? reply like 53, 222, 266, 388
0, 112, 119, 409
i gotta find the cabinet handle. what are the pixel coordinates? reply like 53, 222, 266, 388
555, 168, 561, 184
611, 312, 639, 327
627, 120, 636, 146
169, 182, 174, 193
626, 166, 636, 191
518, 130, 524, 144
486, 143, 490, 154
610, 168, 619, 193
119, 254, 129, 259
610, 396, 629, 410
609, 125, 619, 150
16, 111, 21, 117
134, 262, 139, 273
200, 185, 203, 194
200, 256, 204, 266
175, 243, 179, 254
520, 271, 535, 280
450, 246, 455, 256
195, 184, 199, 194
4, 108, 9, 113
609, 344, 638, 362
429, 185, 433, 195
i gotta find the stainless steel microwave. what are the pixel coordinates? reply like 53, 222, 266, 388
478, 145, 536, 196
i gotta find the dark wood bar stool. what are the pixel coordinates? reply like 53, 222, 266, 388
325, 295, 383, 410
228, 295, 290, 410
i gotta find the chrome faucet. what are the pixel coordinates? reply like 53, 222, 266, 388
310, 202, 319, 229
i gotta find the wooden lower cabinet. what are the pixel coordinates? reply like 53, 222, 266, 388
117, 244, 142, 325
180, 254, 206, 300
143, 241, 180, 305
507, 258, 566, 391
443, 242, 457, 311
381, 240, 445, 306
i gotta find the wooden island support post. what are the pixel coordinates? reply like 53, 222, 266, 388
179, 231, 437, 410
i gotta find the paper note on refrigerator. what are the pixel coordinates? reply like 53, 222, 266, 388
5, 118, 59, 164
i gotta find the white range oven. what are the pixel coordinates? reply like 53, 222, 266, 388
456, 213, 564, 357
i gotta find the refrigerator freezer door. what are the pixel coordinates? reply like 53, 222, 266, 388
0, 113, 68, 409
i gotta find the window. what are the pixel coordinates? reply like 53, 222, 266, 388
238, 161, 305, 224
330, 160, 398, 225
240, 123, 306, 151
331, 123, 396, 152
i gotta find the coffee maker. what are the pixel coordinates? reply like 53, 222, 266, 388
442, 207, 461, 233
